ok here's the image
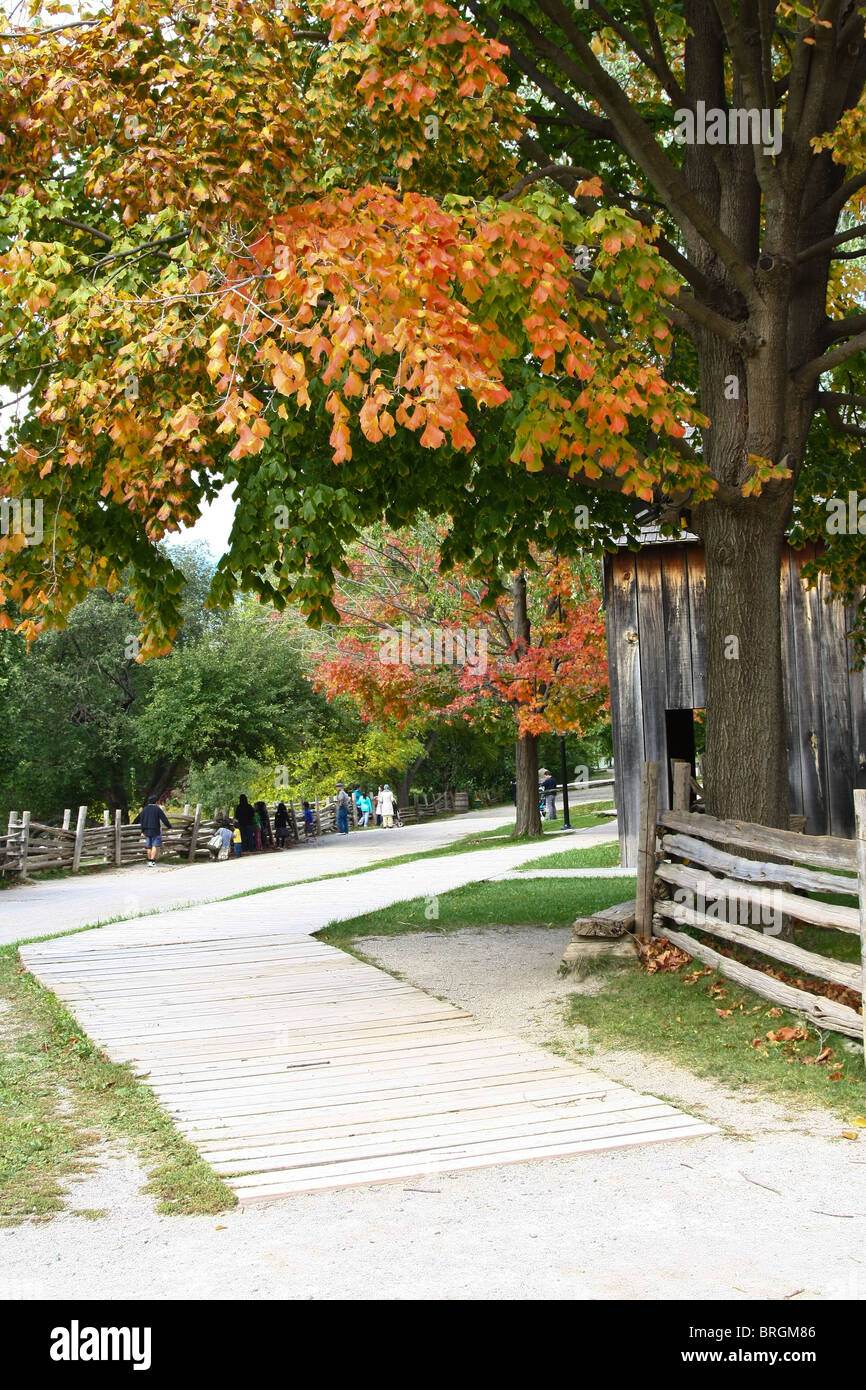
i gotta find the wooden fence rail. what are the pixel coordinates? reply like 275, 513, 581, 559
638, 759, 865, 1051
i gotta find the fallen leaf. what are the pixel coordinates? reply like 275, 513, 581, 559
842, 1131, 859, 1141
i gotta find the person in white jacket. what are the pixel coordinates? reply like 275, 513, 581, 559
379, 784, 396, 827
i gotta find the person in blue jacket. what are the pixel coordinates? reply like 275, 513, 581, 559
136, 795, 171, 866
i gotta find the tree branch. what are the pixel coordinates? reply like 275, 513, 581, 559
793, 329, 866, 387
55, 218, 114, 247
823, 313, 866, 343
638, 0, 686, 105
797, 223, 866, 262
521, 0, 760, 307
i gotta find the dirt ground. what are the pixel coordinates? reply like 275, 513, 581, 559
2, 924, 865, 1301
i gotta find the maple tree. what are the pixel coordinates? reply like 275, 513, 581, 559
1, 1, 865, 828
312, 520, 610, 833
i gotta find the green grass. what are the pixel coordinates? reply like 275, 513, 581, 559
318, 873, 636, 944
517, 839, 622, 871
0, 946, 235, 1223
567, 956, 866, 1121
794, 922, 861, 964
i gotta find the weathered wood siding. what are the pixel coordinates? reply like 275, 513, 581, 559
605, 541, 866, 866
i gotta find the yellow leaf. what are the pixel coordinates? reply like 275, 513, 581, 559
841, 1131, 859, 1140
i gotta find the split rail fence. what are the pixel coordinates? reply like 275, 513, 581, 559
635, 759, 866, 1050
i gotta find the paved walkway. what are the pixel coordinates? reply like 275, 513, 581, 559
1, 806, 522, 945
20, 825, 709, 1200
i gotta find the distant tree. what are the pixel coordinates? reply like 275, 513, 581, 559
313, 522, 609, 833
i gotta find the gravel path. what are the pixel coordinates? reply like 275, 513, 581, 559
3, 918, 865, 1300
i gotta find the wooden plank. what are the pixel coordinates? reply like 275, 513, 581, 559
636, 761, 660, 939
605, 551, 643, 867
71, 805, 87, 874
818, 570, 857, 837
655, 860, 860, 933
671, 759, 692, 813
636, 548, 669, 774
846, 601, 866, 789
659, 808, 857, 871
685, 545, 707, 709
229, 1119, 715, 1201
659, 831, 859, 897
19, 811, 31, 877
211, 1108, 696, 1178
187, 803, 202, 862
854, 789, 866, 1057
779, 546, 804, 821
789, 544, 827, 834
654, 899, 861, 990
661, 546, 694, 709
651, 922, 863, 1038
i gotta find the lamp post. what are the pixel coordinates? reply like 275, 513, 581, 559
559, 732, 571, 829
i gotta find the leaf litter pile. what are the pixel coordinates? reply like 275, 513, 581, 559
634, 934, 862, 1083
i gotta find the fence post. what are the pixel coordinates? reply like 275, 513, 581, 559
19, 811, 31, 877
636, 761, 660, 940
114, 808, 123, 865
4, 812, 18, 876
671, 759, 691, 814
72, 805, 87, 873
187, 803, 202, 862
854, 790, 866, 1058
62, 808, 71, 831
102, 809, 111, 863
314, 794, 320, 838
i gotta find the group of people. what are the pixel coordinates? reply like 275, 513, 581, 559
139, 784, 403, 868
206, 784, 401, 861
335, 783, 398, 834
206, 795, 316, 861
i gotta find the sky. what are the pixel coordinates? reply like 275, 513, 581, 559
170, 485, 237, 559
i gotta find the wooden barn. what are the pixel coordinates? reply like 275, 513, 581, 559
603, 530, 866, 867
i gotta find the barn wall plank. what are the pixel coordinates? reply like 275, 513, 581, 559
780, 546, 804, 818
685, 546, 707, 710
789, 543, 828, 833
636, 549, 670, 817
817, 568, 857, 837
605, 552, 643, 867
661, 546, 694, 710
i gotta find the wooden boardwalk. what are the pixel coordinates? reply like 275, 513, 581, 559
21, 928, 714, 1202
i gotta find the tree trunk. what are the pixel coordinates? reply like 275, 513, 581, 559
511, 570, 542, 836
140, 758, 186, 806
695, 497, 791, 827
514, 731, 542, 836
398, 735, 435, 808
103, 779, 130, 823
